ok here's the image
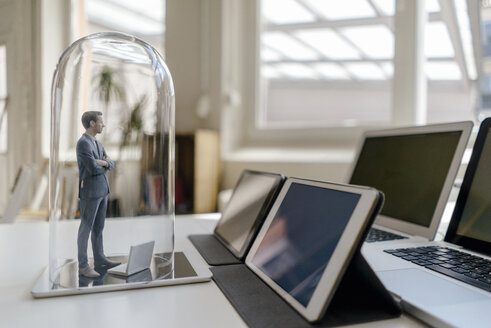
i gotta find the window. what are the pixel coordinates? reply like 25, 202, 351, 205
83, 0, 165, 54
0, 44, 6, 153
42, 0, 166, 158
257, 0, 478, 130
480, 1, 491, 120
80, 0, 166, 146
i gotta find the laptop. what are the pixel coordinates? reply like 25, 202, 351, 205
189, 170, 285, 265
108, 241, 155, 276
363, 118, 491, 327
349, 121, 472, 243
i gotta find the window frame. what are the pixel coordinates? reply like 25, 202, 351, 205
220, 0, 480, 156
0, 43, 7, 154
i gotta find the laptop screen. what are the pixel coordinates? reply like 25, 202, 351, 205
446, 120, 491, 250
215, 171, 284, 258
250, 182, 361, 306
350, 131, 462, 227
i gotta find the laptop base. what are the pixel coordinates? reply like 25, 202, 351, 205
211, 253, 401, 327
189, 234, 241, 265
31, 251, 211, 298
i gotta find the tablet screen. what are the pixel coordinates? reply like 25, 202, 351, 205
455, 129, 491, 243
350, 131, 461, 227
215, 171, 283, 257
249, 182, 361, 306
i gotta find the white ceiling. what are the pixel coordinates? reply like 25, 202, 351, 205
84, 0, 477, 83
260, 0, 476, 82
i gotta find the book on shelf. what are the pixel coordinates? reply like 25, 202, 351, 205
143, 173, 164, 214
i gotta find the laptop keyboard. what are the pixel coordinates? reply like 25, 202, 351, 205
365, 228, 408, 243
384, 246, 491, 292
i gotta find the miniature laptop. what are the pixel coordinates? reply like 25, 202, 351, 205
349, 121, 472, 242
108, 241, 155, 276
189, 170, 284, 265
211, 178, 400, 326
363, 118, 491, 328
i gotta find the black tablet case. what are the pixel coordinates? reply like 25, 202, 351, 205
211, 253, 401, 327
210, 189, 401, 327
188, 234, 241, 265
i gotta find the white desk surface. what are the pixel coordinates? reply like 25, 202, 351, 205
0, 214, 426, 328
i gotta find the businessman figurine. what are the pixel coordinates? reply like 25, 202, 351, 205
76, 111, 120, 278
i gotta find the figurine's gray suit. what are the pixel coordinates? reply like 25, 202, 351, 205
76, 133, 115, 268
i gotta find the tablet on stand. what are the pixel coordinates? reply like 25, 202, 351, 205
211, 178, 401, 327
189, 170, 284, 265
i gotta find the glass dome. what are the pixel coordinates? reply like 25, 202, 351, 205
48, 32, 175, 291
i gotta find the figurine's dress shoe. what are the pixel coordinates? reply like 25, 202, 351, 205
94, 257, 121, 268
79, 266, 100, 278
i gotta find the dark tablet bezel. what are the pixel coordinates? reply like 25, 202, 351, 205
214, 170, 285, 259
445, 118, 491, 254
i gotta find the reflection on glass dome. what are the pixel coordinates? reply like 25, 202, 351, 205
48, 32, 175, 289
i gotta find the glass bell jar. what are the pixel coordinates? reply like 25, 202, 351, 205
46, 32, 176, 294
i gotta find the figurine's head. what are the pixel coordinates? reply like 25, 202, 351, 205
81, 111, 104, 135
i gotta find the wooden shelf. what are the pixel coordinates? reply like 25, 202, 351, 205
176, 130, 220, 214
